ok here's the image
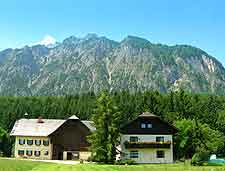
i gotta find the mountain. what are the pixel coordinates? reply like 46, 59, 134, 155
0, 34, 225, 96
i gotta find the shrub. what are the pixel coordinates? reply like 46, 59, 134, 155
87, 156, 92, 162
114, 159, 136, 165
206, 162, 224, 166
79, 159, 84, 164
191, 151, 210, 166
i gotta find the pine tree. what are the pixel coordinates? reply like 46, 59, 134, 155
168, 91, 175, 112
88, 91, 121, 163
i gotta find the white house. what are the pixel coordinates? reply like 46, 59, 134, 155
119, 112, 177, 163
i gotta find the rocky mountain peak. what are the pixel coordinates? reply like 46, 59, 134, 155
62, 36, 79, 45
0, 34, 224, 95
84, 33, 99, 40
121, 35, 151, 48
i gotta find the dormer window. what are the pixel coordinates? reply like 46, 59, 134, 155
141, 123, 152, 129
147, 123, 152, 128
141, 123, 146, 128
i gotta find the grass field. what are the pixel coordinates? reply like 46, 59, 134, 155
1, 158, 225, 171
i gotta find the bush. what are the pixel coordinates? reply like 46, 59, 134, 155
79, 159, 84, 164
206, 162, 224, 166
114, 159, 136, 165
87, 156, 92, 162
87, 155, 99, 162
191, 151, 210, 166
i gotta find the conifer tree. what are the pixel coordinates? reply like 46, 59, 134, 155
88, 91, 121, 163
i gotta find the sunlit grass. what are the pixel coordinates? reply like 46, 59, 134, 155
0, 158, 225, 171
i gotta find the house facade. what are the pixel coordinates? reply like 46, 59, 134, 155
10, 115, 95, 160
119, 112, 177, 163
11, 112, 177, 163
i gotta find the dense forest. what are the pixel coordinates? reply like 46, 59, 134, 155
1, 90, 225, 162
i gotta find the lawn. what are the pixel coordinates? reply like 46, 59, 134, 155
0, 158, 225, 171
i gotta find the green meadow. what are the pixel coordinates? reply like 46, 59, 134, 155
0, 158, 225, 171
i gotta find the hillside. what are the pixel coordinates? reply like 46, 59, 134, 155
0, 34, 225, 95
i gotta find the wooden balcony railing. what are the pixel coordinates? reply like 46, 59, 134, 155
124, 141, 171, 149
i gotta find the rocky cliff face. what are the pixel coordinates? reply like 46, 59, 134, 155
0, 34, 225, 96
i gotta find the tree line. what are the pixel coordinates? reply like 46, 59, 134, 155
0, 90, 225, 161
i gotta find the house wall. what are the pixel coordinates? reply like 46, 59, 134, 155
120, 134, 173, 163
79, 151, 92, 160
122, 148, 173, 163
14, 136, 53, 160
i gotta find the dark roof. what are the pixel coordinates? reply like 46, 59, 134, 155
121, 112, 178, 134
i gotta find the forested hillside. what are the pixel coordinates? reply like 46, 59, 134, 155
0, 90, 224, 131
1, 90, 225, 159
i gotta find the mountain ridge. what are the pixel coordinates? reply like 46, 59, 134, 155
0, 34, 225, 96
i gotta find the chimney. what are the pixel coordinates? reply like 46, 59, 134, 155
37, 116, 44, 123
24, 112, 29, 119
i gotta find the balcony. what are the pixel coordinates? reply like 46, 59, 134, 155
124, 141, 171, 149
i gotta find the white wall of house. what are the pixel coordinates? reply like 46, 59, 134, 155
15, 136, 53, 160
79, 151, 92, 160
120, 134, 173, 163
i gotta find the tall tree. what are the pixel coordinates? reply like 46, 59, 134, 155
0, 127, 12, 157
175, 119, 225, 159
88, 92, 121, 163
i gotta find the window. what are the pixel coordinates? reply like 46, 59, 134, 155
156, 136, 164, 142
141, 123, 146, 128
141, 123, 152, 129
27, 140, 33, 145
18, 150, 24, 156
44, 151, 49, 156
156, 150, 165, 158
34, 151, 41, 156
43, 140, 49, 146
130, 136, 138, 142
18, 139, 25, 145
26, 150, 33, 156
147, 123, 152, 128
130, 151, 139, 158
35, 140, 41, 146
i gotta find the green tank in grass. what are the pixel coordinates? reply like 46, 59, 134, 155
208, 154, 225, 165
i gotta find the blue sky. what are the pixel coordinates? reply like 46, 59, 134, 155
0, 0, 225, 65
